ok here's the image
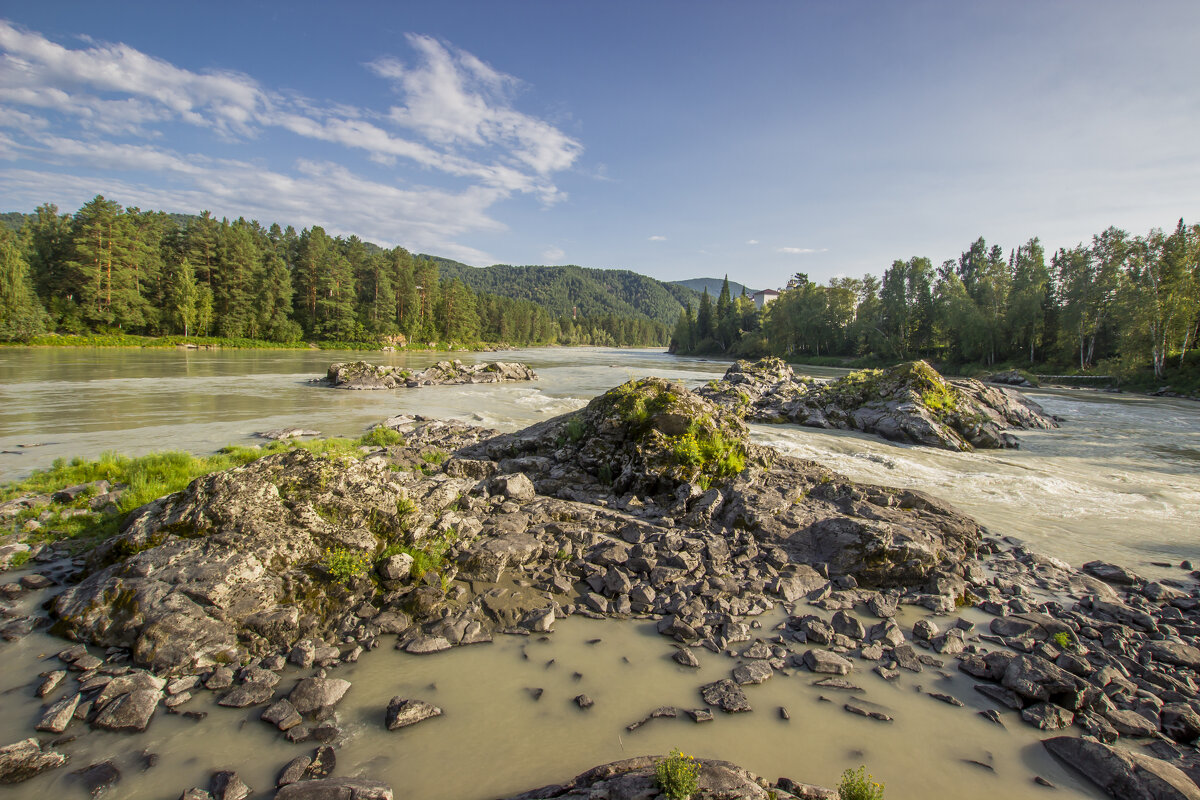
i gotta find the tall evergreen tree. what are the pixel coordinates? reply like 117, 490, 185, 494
0, 227, 50, 341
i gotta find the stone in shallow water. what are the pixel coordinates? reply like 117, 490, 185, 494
217, 681, 275, 709
72, 760, 120, 797
700, 679, 751, 713
261, 698, 302, 731
673, 648, 700, 668
92, 689, 161, 732
274, 777, 394, 800
732, 661, 773, 685
843, 702, 893, 722
803, 649, 852, 675
385, 698, 442, 730
1043, 736, 1200, 800
36, 693, 80, 733
0, 738, 68, 784
288, 677, 351, 716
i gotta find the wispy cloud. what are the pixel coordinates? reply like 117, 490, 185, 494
776, 246, 828, 254
746, 239, 759, 245
648, 234, 667, 241
0, 20, 583, 262
541, 246, 565, 263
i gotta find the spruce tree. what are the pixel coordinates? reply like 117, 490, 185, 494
0, 227, 50, 341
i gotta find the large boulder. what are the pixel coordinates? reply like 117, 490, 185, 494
1043, 736, 1200, 800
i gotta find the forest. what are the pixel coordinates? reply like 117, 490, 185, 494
0, 197, 676, 348
672, 219, 1200, 387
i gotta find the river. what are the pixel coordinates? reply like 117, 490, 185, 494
1, 345, 1198, 799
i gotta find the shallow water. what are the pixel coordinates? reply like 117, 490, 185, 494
1, 346, 1198, 797
0, 583, 1102, 800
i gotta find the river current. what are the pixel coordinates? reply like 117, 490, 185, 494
0, 345, 1198, 799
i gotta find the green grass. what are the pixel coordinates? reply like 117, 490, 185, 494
380, 527, 457, 580
0, 427, 427, 551
358, 426, 405, 448
9, 551, 30, 568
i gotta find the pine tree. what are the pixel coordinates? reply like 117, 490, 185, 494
0, 227, 50, 341
697, 288, 713, 341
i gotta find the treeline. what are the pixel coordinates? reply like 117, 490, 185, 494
0, 197, 669, 347
673, 219, 1200, 381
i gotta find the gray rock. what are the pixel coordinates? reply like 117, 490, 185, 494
72, 761, 121, 797
403, 636, 452, 655
1143, 640, 1200, 670
673, 648, 700, 668
36, 693, 81, 734
385, 698, 442, 730
804, 649, 852, 675
288, 678, 351, 716
218, 682, 276, 708
831, 610, 865, 640
273, 777, 394, 800
1021, 702, 1074, 730
732, 661, 773, 685
1043, 736, 1200, 800
700, 679, 751, 713
211, 771, 252, 800
0, 738, 68, 784
377, 553, 414, 581
262, 699, 303, 731
92, 689, 161, 732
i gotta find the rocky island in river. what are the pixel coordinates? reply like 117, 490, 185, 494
1, 368, 1198, 800
324, 360, 538, 390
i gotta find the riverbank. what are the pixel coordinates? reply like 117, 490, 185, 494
0, 333, 524, 353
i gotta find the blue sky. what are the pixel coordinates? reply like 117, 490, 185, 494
1, 1, 1197, 290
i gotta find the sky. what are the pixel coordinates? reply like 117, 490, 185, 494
1, 1, 1198, 291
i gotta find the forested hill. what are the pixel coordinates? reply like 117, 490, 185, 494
422, 256, 699, 330
672, 277, 758, 298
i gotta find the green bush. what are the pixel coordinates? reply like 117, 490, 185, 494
9, 551, 30, 568
358, 427, 404, 448
838, 766, 884, 800
1053, 630, 1072, 650
321, 547, 371, 583
655, 749, 700, 800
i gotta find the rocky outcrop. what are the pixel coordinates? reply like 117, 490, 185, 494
325, 360, 537, 390
699, 358, 1058, 450
498, 756, 834, 800
51, 378, 982, 675
1043, 737, 1200, 800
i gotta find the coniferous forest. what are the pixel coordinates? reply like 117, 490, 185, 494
672, 219, 1200, 388
0, 197, 676, 348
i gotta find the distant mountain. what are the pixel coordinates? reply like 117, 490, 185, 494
421, 256, 700, 329
672, 277, 760, 298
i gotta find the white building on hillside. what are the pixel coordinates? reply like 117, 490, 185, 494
750, 289, 779, 310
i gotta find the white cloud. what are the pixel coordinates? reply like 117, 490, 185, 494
541, 246, 565, 262
746, 239, 759, 245
0, 20, 583, 262
777, 246, 829, 254
371, 35, 582, 177
648, 235, 666, 241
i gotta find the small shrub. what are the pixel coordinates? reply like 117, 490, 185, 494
673, 431, 703, 466
655, 749, 700, 800
321, 547, 371, 583
1053, 630, 1072, 650
597, 463, 614, 486
565, 417, 586, 442
420, 450, 448, 465
9, 551, 30, 569
357, 427, 404, 448
838, 766, 884, 800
